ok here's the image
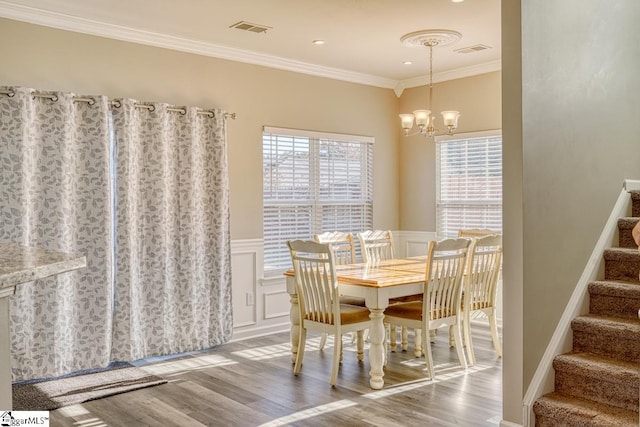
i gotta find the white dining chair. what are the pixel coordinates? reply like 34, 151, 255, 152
314, 231, 357, 265
313, 231, 366, 350
357, 230, 395, 263
447, 229, 501, 347
287, 240, 372, 386
462, 234, 503, 366
383, 238, 471, 379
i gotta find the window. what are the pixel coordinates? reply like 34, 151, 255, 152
436, 131, 502, 239
263, 127, 374, 273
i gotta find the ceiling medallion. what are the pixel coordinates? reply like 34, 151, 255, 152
400, 29, 462, 49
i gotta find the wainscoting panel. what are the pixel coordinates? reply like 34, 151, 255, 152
263, 289, 290, 320
394, 230, 437, 258
230, 239, 290, 342
230, 240, 259, 329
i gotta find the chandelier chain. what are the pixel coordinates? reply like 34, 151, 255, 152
429, 43, 434, 113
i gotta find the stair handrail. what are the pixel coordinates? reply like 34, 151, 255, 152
521, 179, 640, 427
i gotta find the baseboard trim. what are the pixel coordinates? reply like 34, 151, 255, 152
500, 421, 523, 427
230, 322, 290, 343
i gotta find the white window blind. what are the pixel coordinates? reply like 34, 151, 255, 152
263, 127, 374, 273
436, 131, 502, 239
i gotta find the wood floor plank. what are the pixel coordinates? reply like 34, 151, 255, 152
49, 324, 502, 426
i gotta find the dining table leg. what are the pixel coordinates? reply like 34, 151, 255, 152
368, 308, 385, 389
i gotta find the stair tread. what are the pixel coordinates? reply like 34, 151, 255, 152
604, 247, 640, 256
573, 314, 640, 329
554, 352, 640, 380
535, 392, 639, 425
590, 280, 640, 291
618, 217, 640, 224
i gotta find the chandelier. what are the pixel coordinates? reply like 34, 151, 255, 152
399, 30, 462, 138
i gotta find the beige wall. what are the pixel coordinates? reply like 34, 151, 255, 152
506, 0, 640, 424
521, 0, 640, 382
501, 0, 524, 424
0, 18, 400, 240
398, 71, 502, 232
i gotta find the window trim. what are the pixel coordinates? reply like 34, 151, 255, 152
435, 129, 502, 143
263, 126, 375, 145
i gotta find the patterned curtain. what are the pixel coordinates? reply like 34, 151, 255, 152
0, 87, 113, 381
110, 99, 233, 361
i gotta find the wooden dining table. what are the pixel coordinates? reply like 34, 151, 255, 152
285, 257, 427, 390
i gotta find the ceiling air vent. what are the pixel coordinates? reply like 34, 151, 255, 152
455, 44, 492, 54
229, 21, 272, 34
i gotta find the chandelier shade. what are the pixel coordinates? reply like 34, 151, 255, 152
399, 30, 462, 138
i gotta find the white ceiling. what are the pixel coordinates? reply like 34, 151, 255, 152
0, 0, 501, 92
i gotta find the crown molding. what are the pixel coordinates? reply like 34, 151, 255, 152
394, 59, 502, 97
0, 1, 398, 89
0, 1, 500, 93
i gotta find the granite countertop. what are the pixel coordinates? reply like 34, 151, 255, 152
0, 243, 86, 289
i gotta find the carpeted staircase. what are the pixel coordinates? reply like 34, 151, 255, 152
533, 190, 640, 426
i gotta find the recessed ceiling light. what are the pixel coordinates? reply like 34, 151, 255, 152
312, 40, 326, 45
403, 61, 412, 65
451, 0, 464, 2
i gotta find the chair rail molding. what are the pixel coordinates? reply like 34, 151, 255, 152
520, 179, 640, 427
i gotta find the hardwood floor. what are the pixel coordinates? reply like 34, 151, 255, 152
50, 324, 502, 426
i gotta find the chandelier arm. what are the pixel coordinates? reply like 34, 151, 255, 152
403, 128, 452, 138
398, 29, 461, 139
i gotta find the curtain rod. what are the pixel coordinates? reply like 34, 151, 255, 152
0, 89, 237, 120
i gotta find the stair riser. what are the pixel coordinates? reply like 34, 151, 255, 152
604, 258, 640, 281
554, 370, 639, 412
617, 217, 640, 248
618, 227, 637, 249
632, 192, 640, 217
534, 412, 638, 427
572, 330, 640, 363
534, 415, 563, 427
589, 294, 640, 319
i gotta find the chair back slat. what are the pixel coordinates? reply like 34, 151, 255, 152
288, 240, 339, 325
424, 238, 471, 321
357, 230, 395, 262
465, 234, 502, 312
314, 231, 356, 265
